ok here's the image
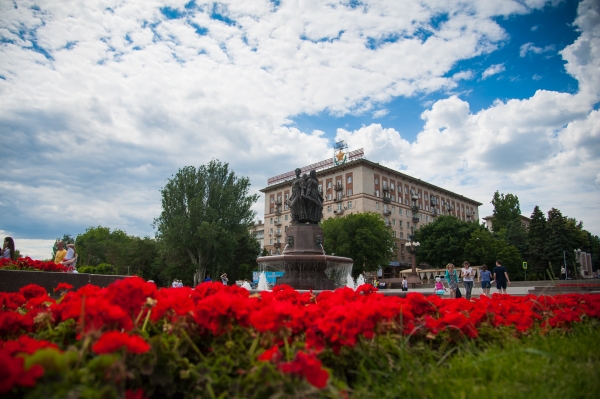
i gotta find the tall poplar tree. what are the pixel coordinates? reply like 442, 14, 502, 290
490, 191, 521, 232
154, 160, 259, 286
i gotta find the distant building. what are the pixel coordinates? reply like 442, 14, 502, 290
259, 150, 482, 274
482, 214, 531, 233
250, 220, 264, 250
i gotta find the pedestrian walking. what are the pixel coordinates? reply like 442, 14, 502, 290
493, 260, 511, 294
461, 261, 475, 299
479, 264, 492, 296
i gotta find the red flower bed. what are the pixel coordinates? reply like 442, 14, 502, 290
1, 278, 599, 396
0, 257, 67, 272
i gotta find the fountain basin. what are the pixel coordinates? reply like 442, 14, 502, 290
257, 254, 353, 290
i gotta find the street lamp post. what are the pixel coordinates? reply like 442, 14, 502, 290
405, 234, 420, 288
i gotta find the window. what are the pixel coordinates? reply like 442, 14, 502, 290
285, 214, 288, 220
392, 206, 395, 213
399, 220, 403, 227
336, 180, 341, 187
375, 177, 379, 184
327, 205, 332, 213
399, 209, 403, 215
348, 201, 353, 209
393, 231, 396, 238
425, 205, 429, 211
400, 232, 404, 239
393, 219, 396, 225
327, 182, 332, 189
391, 183, 395, 190
383, 181, 387, 189
285, 226, 288, 231
327, 194, 332, 200
337, 203, 342, 211
419, 204, 422, 209
407, 222, 410, 229
318, 184, 322, 192
337, 192, 343, 200
278, 196, 281, 202
347, 188, 352, 196
405, 199, 409, 205
270, 218, 273, 224
277, 228, 281, 234
375, 190, 380, 197
269, 228, 273, 234
376, 202, 380, 210
285, 193, 289, 200
347, 176, 352, 184
276, 238, 280, 243
405, 187, 408, 194
270, 239, 273, 244
426, 216, 429, 222
383, 204, 388, 212
391, 194, 395, 201
285, 204, 289, 210
418, 192, 421, 198
271, 198, 274, 203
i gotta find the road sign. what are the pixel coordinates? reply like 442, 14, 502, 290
522, 262, 528, 270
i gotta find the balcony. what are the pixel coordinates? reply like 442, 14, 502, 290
334, 183, 344, 191
334, 195, 344, 203
412, 205, 419, 213
383, 210, 392, 216
275, 208, 282, 215
333, 208, 345, 215
273, 242, 282, 248
383, 197, 391, 203
385, 221, 392, 228
274, 199, 282, 205
274, 220, 282, 226
412, 216, 420, 223
382, 186, 390, 192
274, 231, 282, 237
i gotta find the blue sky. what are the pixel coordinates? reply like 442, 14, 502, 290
0, 0, 599, 259
291, 0, 582, 142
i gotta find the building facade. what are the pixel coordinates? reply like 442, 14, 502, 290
260, 157, 482, 270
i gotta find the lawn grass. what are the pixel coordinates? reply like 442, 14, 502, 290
343, 322, 600, 399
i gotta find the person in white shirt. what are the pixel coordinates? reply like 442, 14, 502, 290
461, 261, 475, 300
60, 244, 78, 273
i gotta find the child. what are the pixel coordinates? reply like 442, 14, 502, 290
434, 277, 446, 297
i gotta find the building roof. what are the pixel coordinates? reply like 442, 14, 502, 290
260, 157, 483, 206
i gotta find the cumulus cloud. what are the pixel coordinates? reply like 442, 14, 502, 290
372, 109, 389, 118
0, 0, 599, 248
481, 63, 505, 79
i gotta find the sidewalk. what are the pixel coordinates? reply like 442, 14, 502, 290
387, 284, 541, 297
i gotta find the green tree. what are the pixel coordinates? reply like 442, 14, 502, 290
463, 229, 523, 279
545, 208, 585, 278
220, 232, 261, 283
154, 160, 259, 286
321, 212, 394, 277
505, 219, 529, 258
413, 215, 485, 268
490, 191, 521, 232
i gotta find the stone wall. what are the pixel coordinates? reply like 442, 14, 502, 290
0, 270, 128, 296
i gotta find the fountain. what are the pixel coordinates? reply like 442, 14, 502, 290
257, 168, 353, 291
257, 271, 269, 291
346, 273, 355, 290
356, 274, 365, 287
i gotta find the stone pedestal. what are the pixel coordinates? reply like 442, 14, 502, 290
283, 224, 325, 255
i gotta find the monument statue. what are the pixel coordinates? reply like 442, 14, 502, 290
287, 168, 323, 224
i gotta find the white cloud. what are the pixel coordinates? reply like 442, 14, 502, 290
481, 63, 505, 79
520, 42, 555, 57
372, 109, 389, 118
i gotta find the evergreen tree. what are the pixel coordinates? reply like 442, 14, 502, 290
546, 208, 572, 278
528, 206, 547, 279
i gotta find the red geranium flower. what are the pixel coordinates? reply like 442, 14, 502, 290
92, 331, 150, 354
53, 283, 74, 293
0, 348, 44, 393
279, 351, 329, 389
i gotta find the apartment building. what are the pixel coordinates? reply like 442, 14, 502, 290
260, 157, 481, 268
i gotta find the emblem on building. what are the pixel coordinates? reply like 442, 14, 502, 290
333, 140, 348, 166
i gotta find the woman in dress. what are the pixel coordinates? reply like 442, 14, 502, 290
2, 237, 16, 260
444, 263, 459, 299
